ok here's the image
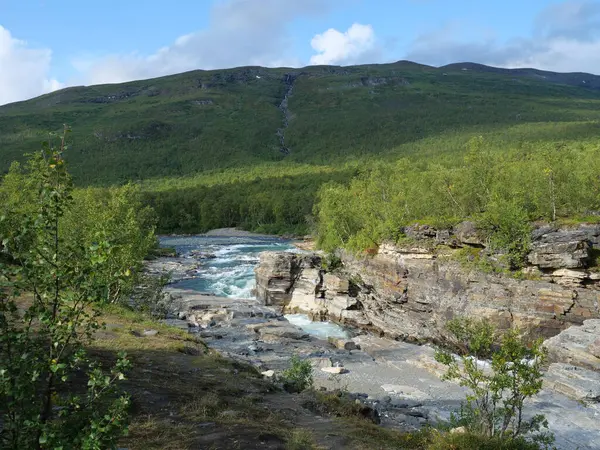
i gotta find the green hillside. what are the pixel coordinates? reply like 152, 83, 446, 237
2, 61, 600, 234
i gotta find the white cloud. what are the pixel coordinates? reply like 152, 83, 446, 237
0, 26, 63, 105
72, 0, 331, 85
405, 0, 600, 74
309, 23, 379, 65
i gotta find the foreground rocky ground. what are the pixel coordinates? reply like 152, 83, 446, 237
158, 278, 600, 450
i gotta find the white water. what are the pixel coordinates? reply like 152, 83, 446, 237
161, 235, 299, 298
159, 235, 350, 339
285, 314, 351, 339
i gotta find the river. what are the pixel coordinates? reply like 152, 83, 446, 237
159, 234, 350, 339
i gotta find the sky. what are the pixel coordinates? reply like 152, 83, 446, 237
1, 0, 600, 105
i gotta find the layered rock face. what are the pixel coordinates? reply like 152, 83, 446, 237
256, 224, 600, 343
254, 252, 322, 306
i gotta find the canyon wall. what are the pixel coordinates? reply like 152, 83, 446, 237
255, 223, 600, 343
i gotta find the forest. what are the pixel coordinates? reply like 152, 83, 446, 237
1, 61, 600, 249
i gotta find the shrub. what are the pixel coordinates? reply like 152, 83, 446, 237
281, 356, 313, 393
435, 318, 553, 447
426, 430, 547, 450
321, 253, 343, 272
0, 132, 131, 449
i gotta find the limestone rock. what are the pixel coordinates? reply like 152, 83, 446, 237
528, 229, 592, 269
404, 224, 437, 241
253, 224, 600, 345
257, 324, 309, 340
254, 252, 321, 306
589, 338, 600, 359
261, 370, 275, 378
550, 269, 588, 287
453, 221, 485, 247
544, 320, 600, 371
323, 273, 349, 293
328, 337, 358, 351
544, 363, 600, 403
321, 366, 347, 374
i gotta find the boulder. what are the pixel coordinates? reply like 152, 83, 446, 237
544, 363, 600, 403
258, 325, 309, 340
453, 221, 485, 247
543, 320, 600, 371
528, 229, 592, 269
254, 252, 321, 306
328, 337, 358, 351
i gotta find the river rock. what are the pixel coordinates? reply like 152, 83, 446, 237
544, 363, 600, 403
544, 320, 600, 371
328, 337, 358, 351
255, 252, 322, 306
321, 366, 347, 374
257, 324, 309, 340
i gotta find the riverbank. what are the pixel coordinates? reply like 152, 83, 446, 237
155, 281, 600, 450
146, 237, 600, 449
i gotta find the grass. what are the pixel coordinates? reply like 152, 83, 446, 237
90, 304, 296, 449
89, 305, 437, 449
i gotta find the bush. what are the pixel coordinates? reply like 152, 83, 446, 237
435, 318, 553, 447
426, 430, 547, 450
478, 198, 532, 269
281, 356, 313, 393
0, 133, 131, 449
0, 135, 156, 305
321, 253, 343, 272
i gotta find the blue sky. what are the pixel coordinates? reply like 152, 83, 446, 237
1, 0, 600, 104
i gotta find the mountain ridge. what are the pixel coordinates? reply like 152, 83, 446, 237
3, 60, 600, 111
2, 60, 600, 234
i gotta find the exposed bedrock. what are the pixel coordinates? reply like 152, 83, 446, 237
255, 224, 600, 344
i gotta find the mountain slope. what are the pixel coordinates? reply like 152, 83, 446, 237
2, 61, 600, 185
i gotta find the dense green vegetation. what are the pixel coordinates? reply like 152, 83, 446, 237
316, 136, 600, 264
2, 61, 600, 235
0, 136, 155, 448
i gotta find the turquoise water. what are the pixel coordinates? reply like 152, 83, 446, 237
159, 235, 351, 339
160, 235, 294, 298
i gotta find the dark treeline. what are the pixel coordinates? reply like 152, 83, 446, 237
143, 169, 355, 235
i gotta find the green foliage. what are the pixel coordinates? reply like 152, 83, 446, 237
426, 431, 548, 450
285, 429, 318, 450
143, 165, 353, 235
0, 148, 156, 305
478, 199, 532, 269
3, 63, 600, 236
316, 138, 600, 257
281, 356, 313, 393
63, 185, 157, 303
321, 253, 343, 272
307, 390, 370, 420
435, 318, 552, 446
0, 133, 130, 449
